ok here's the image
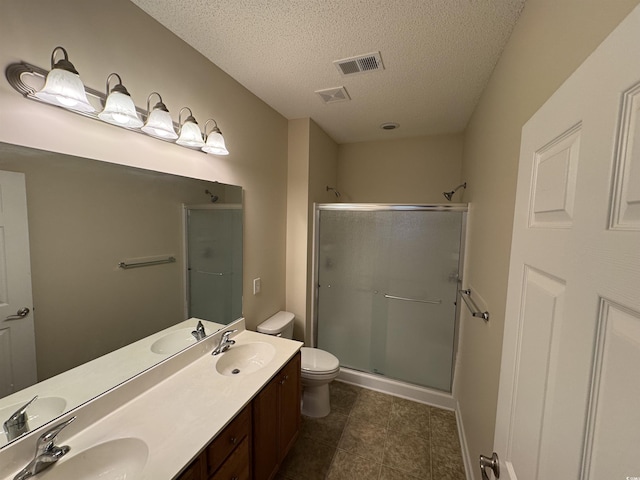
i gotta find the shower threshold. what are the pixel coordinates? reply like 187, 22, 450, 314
337, 367, 456, 411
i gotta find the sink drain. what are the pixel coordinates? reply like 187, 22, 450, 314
232, 368, 241, 375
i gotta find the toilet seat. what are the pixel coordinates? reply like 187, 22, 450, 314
301, 347, 339, 374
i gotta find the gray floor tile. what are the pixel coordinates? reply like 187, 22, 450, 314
278, 434, 336, 480
338, 416, 388, 462
326, 450, 382, 480
431, 444, 466, 479
389, 397, 431, 438
379, 465, 427, 480
301, 411, 349, 447
382, 433, 431, 479
329, 381, 360, 415
277, 383, 465, 480
430, 408, 460, 449
350, 389, 393, 428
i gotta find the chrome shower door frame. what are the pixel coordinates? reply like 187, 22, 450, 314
311, 203, 467, 392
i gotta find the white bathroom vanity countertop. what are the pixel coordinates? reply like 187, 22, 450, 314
0, 319, 303, 479
0, 318, 227, 449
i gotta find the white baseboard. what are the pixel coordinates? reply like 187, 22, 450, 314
456, 400, 475, 480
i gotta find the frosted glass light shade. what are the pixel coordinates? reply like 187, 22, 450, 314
176, 121, 205, 148
34, 68, 95, 113
141, 109, 178, 139
202, 131, 229, 155
98, 91, 143, 128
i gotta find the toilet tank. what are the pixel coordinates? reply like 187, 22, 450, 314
257, 311, 295, 339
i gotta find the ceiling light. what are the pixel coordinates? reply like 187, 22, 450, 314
176, 107, 205, 148
98, 73, 143, 128
380, 122, 399, 130
34, 46, 95, 113
202, 119, 229, 155
141, 92, 178, 140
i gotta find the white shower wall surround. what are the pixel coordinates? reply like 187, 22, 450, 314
313, 204, 467, 394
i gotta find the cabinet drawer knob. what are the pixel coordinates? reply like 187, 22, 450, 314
231, 476, 239, 480
230, 436, 237, 445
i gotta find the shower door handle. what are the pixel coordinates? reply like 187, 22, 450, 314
384, 294, 441, 305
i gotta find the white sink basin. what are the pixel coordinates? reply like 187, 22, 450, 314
40, 437, 148, 479
0, 397, 67, 446
150, 328, 198, 354
215, 342, 276, 376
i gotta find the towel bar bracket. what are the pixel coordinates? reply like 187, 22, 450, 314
459, 289, 490, 322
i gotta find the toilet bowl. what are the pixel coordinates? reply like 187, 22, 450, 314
257, 311, 340, 418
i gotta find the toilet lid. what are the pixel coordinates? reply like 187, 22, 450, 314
301, 347, 339, 373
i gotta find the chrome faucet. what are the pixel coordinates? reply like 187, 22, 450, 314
14, 416, 75, 480
191, 320, 206, 341
212, 329, 238, 355
3, 396, 37, 442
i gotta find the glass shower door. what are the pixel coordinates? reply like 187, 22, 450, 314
316, 207, 464, 392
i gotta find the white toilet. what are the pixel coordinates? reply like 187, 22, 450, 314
257, 311, 340, 418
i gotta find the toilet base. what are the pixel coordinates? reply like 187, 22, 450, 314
301, 383, 331, 418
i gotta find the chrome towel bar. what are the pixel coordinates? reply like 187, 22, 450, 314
118, 256, 176, 269
458, 289, 490, 322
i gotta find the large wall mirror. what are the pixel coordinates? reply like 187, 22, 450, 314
0, 142, 243, 448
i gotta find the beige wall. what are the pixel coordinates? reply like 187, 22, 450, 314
0, 0, 289, 339
286, 118, 338, 342
456, 0, 640, 472
337, 134, 464, 203
306, 120, 339, 343
286, 119, 311, 340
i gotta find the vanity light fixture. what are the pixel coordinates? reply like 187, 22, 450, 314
6, 46, 231, 155
34, 46, 95, 113
176, 107, 205, 148
98, 73, 143, 128
141, 92, 178, 140
202, 119, 229, 155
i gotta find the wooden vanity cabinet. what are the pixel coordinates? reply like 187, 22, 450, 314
252, 352, 301, 480
175, 352, 301, 480
175, 455, 206, 480
175, 405, 251, 480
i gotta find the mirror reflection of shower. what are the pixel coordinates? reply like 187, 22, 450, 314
205, 189, 219, 203
443, 182, 467, 201
185, 204, 243, 324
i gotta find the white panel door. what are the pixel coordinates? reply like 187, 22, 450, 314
0, 171, 37, 397
492, 5, 640, 480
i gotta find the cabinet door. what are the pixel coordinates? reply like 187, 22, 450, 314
278, 352, 301, 461
252, 375, 280, 480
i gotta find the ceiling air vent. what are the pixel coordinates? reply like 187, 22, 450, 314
334, 52, 384, 76
315, 86, 351, 104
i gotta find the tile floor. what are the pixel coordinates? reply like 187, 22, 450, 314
275, 381, 467, 480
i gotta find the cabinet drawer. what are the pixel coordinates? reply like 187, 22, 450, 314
207, 405, 251, 475
209, 436, 250, 480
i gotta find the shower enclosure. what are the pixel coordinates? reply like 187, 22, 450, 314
313, 204, 466, 392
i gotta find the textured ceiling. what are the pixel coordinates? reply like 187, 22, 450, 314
129, 0, 526, 144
